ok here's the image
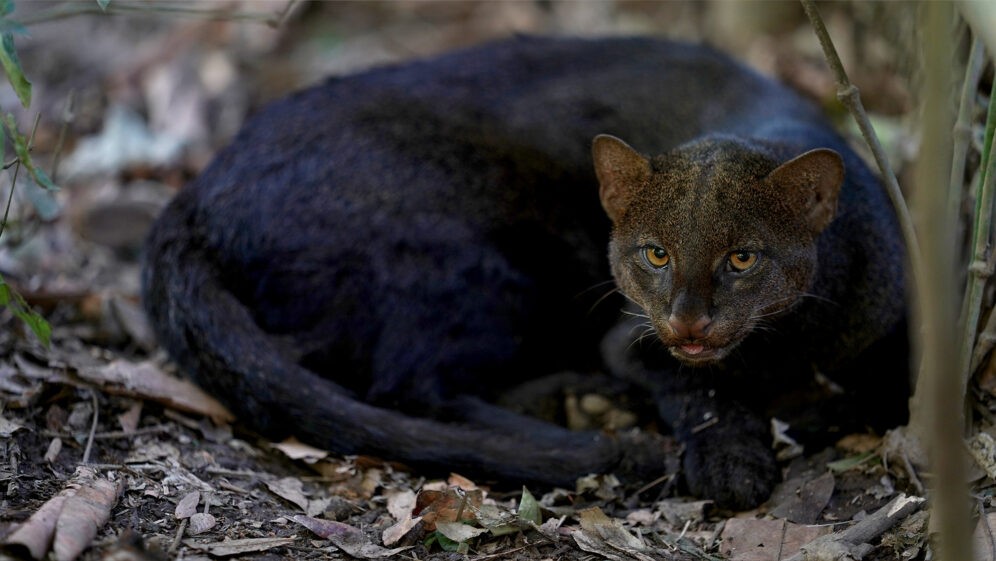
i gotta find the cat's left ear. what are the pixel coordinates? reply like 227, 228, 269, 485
592, 134, 651, 223
766, 148, 844, 233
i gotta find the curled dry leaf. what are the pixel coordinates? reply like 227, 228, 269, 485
2, 468, 122, 561
53, 475, 123, 561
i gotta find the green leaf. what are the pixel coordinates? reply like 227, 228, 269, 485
96, 0, 110, 10
517, 486, 541, 526
826, 452, 877, 473
0, 32, 30, 108
0, 113, 60, 221
0, 0, 13, 17
0, 275, 51, 346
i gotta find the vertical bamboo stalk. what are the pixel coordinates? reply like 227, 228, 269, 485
914, 2, 972, 559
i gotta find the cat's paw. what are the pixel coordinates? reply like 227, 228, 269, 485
681, 433, 779, 510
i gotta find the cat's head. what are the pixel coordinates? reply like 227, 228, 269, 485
592, 134, 843, 364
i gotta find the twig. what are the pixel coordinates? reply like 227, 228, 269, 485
81, 390, 100, 464
962, 72, 996, 377
799, 0, 922, 276
169, 518, 188, 554
18, 1, 285, 26
50, 91, 75, 184
784, 494, 925, 561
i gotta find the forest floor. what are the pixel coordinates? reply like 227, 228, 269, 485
0, 2, 977, 560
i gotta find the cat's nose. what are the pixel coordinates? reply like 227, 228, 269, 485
667, 314, 712, 340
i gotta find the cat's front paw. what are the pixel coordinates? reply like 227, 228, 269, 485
681, 432, 779, 510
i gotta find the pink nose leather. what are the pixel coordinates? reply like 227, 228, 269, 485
668, 314, 712, 340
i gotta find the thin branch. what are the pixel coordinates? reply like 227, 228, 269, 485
800, 0, 922, 277
784, 494, 925, 561
963, 61, 996, 377
17, 1, 284, 26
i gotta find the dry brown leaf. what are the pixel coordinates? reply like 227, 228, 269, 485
184, 537, 295, 556
76, 359, 234, 423
719, 518, 831, 561
769, 472, 835, 524
382, 514, 422, 546
117, 402, 143, 434
174, 491, 200, 520
272, 438, 329, 462
385, 489, 417, 521
414, 488, 484, 530
2, 492, 71, 559
266, 477, 309, 511
291, 515, 410, 558
0, 415, 24, 437
572, 507, 655, 561
2, 468, 122, 561
44, 438, 62, 463
53, 474, 123, 561
187, 513, 216, 535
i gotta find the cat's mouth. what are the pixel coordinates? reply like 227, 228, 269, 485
669, 341, 735, 364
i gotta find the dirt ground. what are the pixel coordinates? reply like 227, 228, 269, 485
0, 2, 969, 560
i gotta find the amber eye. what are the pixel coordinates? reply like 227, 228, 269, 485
728, 250, 758, 272
643, 246, 670, 268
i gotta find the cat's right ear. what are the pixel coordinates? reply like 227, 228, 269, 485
592, 135, 650, 223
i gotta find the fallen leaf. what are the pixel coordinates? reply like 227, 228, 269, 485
969, 433, 996, 482
975, 513, 996, 561
291, 515, 409, 558
719, 518, 831, 561
184, 537, 295, 556
518, 487, 541, 526
272, 438, 329, 463
447, 473, 478, 490
414, 488, 483, 530
2, 492, 70, 559
174, 491, 200, 520
435, 521, 488, 543
572, 507, 655, 561
266, 477, 309, 512
654, 499, 711, 526
0, 415, 23, 437
53, 470, 123, 561
769, 472, 835, 524
117, 402, 142, 434
386, 489, 417, 521
76, 360, 234, 423
44, 438, 62, 463
382, 514, 422, 546
188, 513, 216, 535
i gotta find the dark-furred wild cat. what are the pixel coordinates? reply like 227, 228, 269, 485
142, 36, 908, 509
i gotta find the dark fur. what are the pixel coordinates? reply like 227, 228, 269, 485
142, 36, 908, 509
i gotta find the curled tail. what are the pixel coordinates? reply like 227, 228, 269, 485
141, 194, 666, 485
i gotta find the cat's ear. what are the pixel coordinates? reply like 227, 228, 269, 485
592, 134, 651, 222
767, 148, 844, 233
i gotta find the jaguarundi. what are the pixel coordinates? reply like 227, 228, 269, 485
142, 36, 909, 510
